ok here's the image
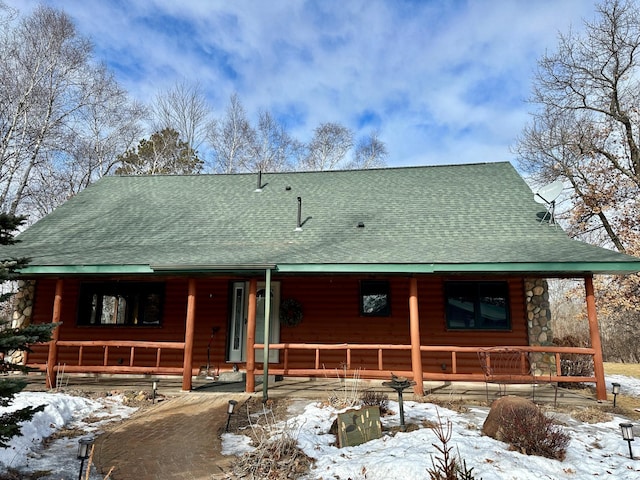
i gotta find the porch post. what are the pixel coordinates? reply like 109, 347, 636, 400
181, 279, 197, 391
409, 277, 424, 395
585, 274, 606, 401
262, 269, 272, 401
46, 279, 63, 390
245, 278, 257, 393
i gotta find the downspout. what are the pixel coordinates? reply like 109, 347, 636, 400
262, 268, 272, 402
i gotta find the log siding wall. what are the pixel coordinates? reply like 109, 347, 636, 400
27, 275, 528, 376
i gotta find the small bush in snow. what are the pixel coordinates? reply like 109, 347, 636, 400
428, 410, 481, 480
500, 406, 570, 460
359, 390, 390, 414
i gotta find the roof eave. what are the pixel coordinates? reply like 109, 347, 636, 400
275, 262, 640, 275
16, 261, 640, 277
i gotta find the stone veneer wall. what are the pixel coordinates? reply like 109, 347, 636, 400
524, 278, 555, 374
9, 280, 36, 365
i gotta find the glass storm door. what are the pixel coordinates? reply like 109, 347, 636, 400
227, 281, 280, 363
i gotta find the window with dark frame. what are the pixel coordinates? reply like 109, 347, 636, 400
77, 282, 165, 326
360, 280, 391, 316
444, 281, 510, 330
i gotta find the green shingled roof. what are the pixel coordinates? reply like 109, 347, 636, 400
7, 162, 640, 275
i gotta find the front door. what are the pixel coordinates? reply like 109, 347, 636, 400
227, 281, 280, 363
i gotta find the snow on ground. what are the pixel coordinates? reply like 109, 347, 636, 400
0, 391, 136, 479
223, 375, 640, 480
1, 376, 639, 480
606, 375, 640, 397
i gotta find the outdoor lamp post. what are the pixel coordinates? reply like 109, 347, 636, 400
226, 399, 238, 432
152, 379, 159, 404
77, 436, 95, 480
612, 382, 621, 407
619, 423, 635, 459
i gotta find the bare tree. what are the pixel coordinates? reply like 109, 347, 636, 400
515, 0, 640, 362
302, 122, 353, 171
346, 130, 388, 169
24, 74, 146, 216
515, 0, 640, 253
246, 110, 303, 172
205, 95, 386, 173
206, 94, 255, 174
151, 80, 211, 152
0, 5, 139, 218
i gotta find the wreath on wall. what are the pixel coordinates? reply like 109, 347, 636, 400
280, 298, 304, 327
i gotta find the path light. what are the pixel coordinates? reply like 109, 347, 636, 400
382, 375, 416, 432
619, 423, 635, 459
612, 382, 621, 407
152, 379, 159, 404
77, 436, 94, 480
226, 399, 238, 432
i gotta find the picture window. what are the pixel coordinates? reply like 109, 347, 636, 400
78, 282, 164, 326
445, 281, 510, 330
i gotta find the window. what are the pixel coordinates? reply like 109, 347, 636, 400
445, 281, 510, 330
78, 282, 164, 326
360, 280, 391, 316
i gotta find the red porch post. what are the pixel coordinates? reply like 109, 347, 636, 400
409, 277, 424, 395
182, 279, 197, 391
245, 279, 257, 393
585, 274, 606, 401
45, 279, 63, 390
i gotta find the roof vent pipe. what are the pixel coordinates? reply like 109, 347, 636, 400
295, 196, 303, 231
255, 170, 263, 192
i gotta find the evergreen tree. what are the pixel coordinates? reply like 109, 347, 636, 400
0, 213, 54, 447
115, 128, 203, 175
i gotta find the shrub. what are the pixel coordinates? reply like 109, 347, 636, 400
553, 335, 594, 387
360, 390, 390, 414
499, 406, 570, 460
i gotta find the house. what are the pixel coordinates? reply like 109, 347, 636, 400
6, 162, 640, 400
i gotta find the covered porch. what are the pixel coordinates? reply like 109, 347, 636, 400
32, 273, 608, 400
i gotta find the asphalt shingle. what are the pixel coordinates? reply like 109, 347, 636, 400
7, 162, 640, 274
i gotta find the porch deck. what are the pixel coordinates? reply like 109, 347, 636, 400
22, 373, 599, 407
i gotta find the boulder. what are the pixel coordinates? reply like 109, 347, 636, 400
482, 396, 539, 441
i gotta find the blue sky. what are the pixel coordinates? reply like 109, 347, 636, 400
6, 0, 596, 168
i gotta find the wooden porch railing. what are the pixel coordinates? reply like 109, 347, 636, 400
255, 342, 598, 384
31, 340, 187, 376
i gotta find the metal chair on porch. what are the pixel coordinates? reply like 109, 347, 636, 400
477, 348, 558, 406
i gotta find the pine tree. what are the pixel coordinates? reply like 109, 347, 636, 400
0, 213, 54, 447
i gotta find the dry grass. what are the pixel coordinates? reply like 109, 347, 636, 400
603, 362, 640, 378
232, 401, 311, 479
571, 407, 613, 424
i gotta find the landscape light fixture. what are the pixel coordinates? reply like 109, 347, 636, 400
619, 423, 635, 459
612, 382, 621, 407
77, 436, 95, 480
152, 379, 159, 404
226, 399, 238, 432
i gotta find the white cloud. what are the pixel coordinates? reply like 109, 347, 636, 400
5, 0, 596, 167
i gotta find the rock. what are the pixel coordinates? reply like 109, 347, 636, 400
482, 396, 540, 441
